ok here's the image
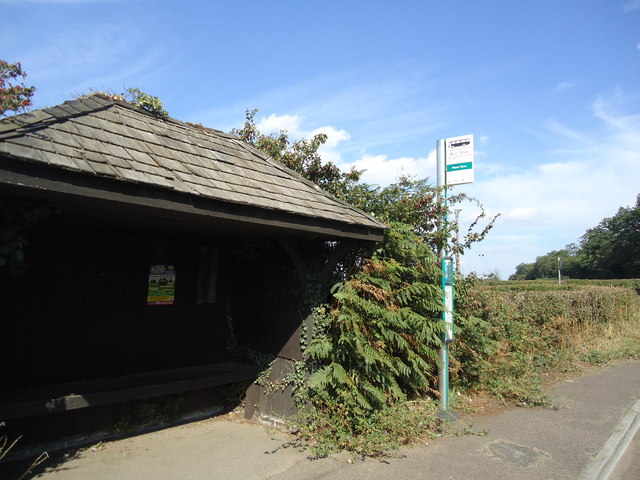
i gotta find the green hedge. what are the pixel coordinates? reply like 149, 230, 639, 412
451, 281, 640, 404
481, 278, 640, 292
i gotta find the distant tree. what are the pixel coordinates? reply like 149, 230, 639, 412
0, 60, 36, 117
578, 203, 640, 278
510, 198, 640, 280
510, 262, 534, 281
509, 249, 577, 280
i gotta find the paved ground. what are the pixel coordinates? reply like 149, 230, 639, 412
609, 426, 640, 480
8, 360, 640, 480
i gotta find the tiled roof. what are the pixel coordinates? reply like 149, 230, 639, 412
0, 93, 385, 233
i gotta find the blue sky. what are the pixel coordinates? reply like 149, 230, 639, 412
3, 0, 640, 278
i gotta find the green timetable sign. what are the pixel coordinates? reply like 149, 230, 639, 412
445, 134, 474, 185
447, 162, 472, 172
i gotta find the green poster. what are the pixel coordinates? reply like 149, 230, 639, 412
147, 264, 176, 305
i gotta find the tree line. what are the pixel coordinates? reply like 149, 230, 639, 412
510, 196, 640, 280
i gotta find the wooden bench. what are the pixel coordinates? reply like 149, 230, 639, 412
0, 362, 257, 420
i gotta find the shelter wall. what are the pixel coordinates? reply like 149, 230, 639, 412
2, 219, 233, 389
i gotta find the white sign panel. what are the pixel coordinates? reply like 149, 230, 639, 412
444, 285, 453, 342
445, 134, 474, 185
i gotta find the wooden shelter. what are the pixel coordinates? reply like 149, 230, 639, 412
0, 94, 385, 442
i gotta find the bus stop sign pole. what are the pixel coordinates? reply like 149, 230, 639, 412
436, 138, 452, 414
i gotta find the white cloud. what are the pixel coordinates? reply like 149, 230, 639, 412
556, 81, 575, 91
339, 151, 436, 186
537, 160, 586, 176
255, 113, 351, 164
313, 126, 351, 163
257, 113, 304, 135
310, 126, 351, 148
254, 110, 437, 180
479, 135, 489, 144
623, 0, 640, 12
505, 207, 538, 221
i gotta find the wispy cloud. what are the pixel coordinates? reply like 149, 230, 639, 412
462, 88, 640, 275
505, 207, 537, 221
7, 16, 172, 107
23, 23, 147, 80
556, 81, 576, 91
623, 0, 640, 12
545, 119, 597, 146
340, 152, 437, 186
197, 65, 455, 156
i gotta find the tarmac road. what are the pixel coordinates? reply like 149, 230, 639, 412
608, 415, 640, 480
7, 360, 640, 480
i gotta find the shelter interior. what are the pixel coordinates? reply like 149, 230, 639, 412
0, 193, 309, 444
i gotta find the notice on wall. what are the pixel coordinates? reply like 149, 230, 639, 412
147, 264, 176, 305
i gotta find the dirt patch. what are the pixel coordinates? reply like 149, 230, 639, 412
455, 391, 509, 418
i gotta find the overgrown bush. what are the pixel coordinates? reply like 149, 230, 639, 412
307, 223, 443, 410
453, 281, 640, 404
300, 223, 445, 455
294, 400, 440, 457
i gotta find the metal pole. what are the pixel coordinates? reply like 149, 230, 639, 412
558, 256, 562, 285
455, 210, 461, 276
436, 138, 449, 412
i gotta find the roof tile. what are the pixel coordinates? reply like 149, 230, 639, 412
46, 152, 80, 170
0, 94, 386, 233
152, 155, 190, 173
42, 106, 72, 120
0, 141, 50, 163
71, 157, 96, 174
86, 160, 118, 177
77, 96, 108, 111
127, 149, 157, 166
103, 154, 132, 169
115, 166, 148, 183
103, 143, 133, 160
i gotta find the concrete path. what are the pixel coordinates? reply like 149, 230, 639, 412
22, 360, 640, 479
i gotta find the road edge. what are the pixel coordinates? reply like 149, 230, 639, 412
579, 399, 640, 480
